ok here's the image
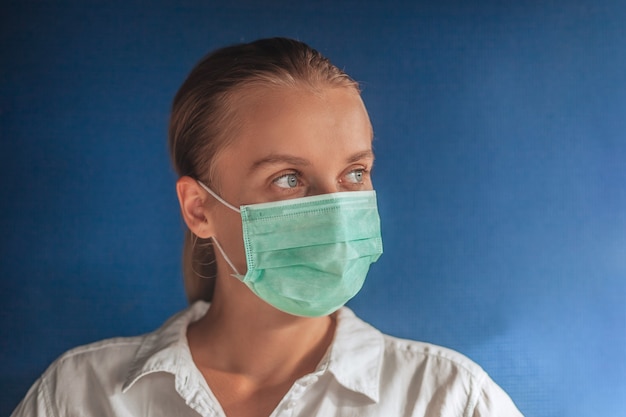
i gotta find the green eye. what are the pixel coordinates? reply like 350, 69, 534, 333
274, 173, 299, 188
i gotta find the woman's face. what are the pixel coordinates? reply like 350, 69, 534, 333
209, 85, 374, 274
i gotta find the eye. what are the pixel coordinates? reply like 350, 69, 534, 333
345, 169, 365, 184
273, 173, 300, 189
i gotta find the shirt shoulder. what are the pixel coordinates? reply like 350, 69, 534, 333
378, 334, 523, 416
52, 335, 144, 364
48, 335, 144, 378
11, 336, 145, 417
382, 333, 486, 380
11, 303, 209, 417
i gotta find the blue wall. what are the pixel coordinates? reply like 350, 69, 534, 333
2, 1, 625, 416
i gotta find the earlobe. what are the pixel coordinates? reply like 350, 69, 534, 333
176, 176, 215, 239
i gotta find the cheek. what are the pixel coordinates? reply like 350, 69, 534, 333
213, 207, 247, 267
214, 207, 243, 243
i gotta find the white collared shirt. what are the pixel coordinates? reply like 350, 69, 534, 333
12, 302, 523, 416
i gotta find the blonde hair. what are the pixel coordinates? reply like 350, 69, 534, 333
168, 37, 359, 303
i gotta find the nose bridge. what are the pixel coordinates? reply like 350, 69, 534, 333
308, 176, 340, 196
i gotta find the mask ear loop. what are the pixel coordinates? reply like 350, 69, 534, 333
211, 237, 243, 277
196, 180, 243, 278
197, 181, 241, 213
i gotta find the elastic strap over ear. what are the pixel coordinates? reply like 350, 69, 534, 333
211, 236, 243, 277
197, 181, 241, 213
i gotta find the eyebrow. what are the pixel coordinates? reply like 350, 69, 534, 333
249, 149, 375, 173
250, 154, 311, 172
346, 149, 375, 164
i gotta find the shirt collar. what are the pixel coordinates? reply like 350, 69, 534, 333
122, 302, 385, 403
323, 307, 384, 403
122, 301, 209, 393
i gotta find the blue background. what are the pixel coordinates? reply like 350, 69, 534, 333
2, 1, 625, 416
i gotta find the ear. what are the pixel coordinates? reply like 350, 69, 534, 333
176, 176, 214, 239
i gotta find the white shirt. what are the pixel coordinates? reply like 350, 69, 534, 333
12, 302, 523, 417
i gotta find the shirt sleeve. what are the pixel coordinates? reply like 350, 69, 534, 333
10, 375, 56, 417
470, 375, 524, 417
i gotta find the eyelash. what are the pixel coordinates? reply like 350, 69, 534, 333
272, 171, 302, 190
344, 168, 367, 184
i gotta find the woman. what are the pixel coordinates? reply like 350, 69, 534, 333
12, 37, 523, 417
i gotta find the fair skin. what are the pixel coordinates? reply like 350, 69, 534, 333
176, 84, 374, 417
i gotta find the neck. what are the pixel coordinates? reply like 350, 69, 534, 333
187, 274, 336, 383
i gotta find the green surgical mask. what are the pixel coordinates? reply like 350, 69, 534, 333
198, 182, 383, 317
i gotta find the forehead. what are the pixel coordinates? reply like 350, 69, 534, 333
211, 85, 373, 179
232, 84, 372, 142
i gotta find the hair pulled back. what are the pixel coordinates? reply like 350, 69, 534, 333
168, 37, 359, 303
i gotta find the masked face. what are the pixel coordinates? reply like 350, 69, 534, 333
204, 86, 380, 316
199, 181, 383, 317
